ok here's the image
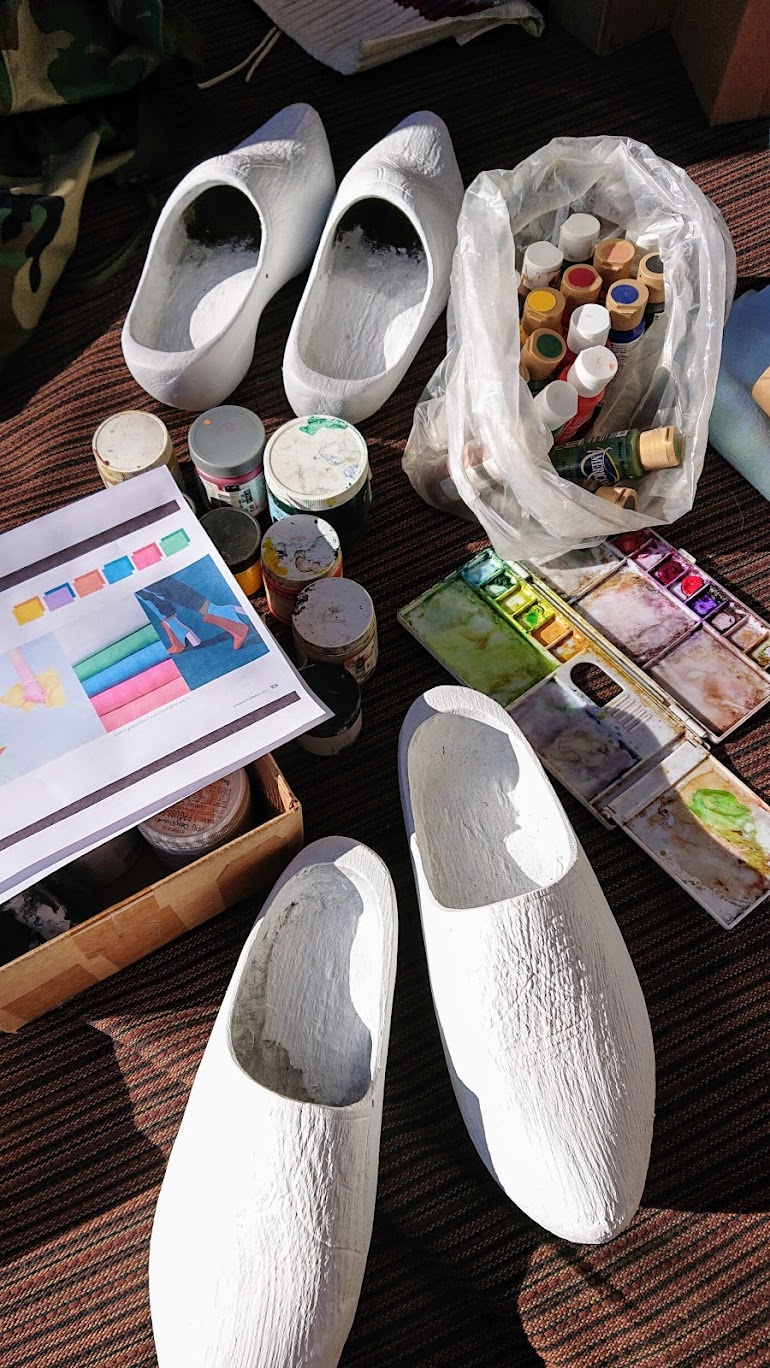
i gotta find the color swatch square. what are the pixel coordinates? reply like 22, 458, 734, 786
132, 543, 162, 570
74, 569, 106, 598
12, 596, 45, 626
160, 529, 191, 557
103, 556, 134, 584
44, 583, 75, 611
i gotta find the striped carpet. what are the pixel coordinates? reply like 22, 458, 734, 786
2, 4, 770, 1364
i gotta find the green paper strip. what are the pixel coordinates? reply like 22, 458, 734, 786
74, 624, 160, 681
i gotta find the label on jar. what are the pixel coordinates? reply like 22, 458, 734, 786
295, 622, 378, 684
197, 467, 266, 518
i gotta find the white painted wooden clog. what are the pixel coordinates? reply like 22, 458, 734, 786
150, 837, 398, 1367
398, 686, 655, 1244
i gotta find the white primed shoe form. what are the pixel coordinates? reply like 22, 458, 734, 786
122, 104, 335, 411
398, 686, 655, 1245
150, 837, 398, 1367
283, 111, 464, 423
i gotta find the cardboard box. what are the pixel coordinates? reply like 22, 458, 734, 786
0, 755, 302, 1032
673, 0, 770, 124
547, 0, 675, 55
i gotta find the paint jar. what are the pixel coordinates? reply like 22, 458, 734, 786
292, 578, 378, 684
593, 239, 636, 296
519, 242, 563, 295
556, 347, 618, 442
558, 213, 601, 265
201, 507, 262, 596
565, 304, 611, 358
522, 288, 565, 338
550, 425, 683, 485
521, 329, 566, 391
533, 381, 579, 434
636, 253, 665, 327
139, 769, 253, 869
297, 664, 362, 756
68, 830, 145, 888
263, 416, 371, 553
607, 280, 649, 363
93, 411, 183, 489
188, 405, 267, 518
261, 514, 342, 624
596, 485, 638, 509
561, 264, 603, 317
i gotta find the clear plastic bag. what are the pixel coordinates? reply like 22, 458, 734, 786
404, 136, 736, 561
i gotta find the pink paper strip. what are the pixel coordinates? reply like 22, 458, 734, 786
100, 675, 189, 732
91, 658, 182, 718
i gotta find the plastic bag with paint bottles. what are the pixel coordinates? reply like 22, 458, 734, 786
403, 135, 736, 561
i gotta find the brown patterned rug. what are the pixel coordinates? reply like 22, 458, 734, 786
2, 4, 770, 1365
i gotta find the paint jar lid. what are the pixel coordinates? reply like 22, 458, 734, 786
139, 769, 252, 857
558, 213, 601, 262
567, 346, 618, 398
298, 664, 361, 741
567, 303, 611, 353
264, 416, 369, 512
560, 263, 603, 307
523, 289, 565, 334
638, 426, 683, 471
636, 253, 665, 303
596, 485, 638, 509
261, 514, 341, 588
188, 406, 266, 478
607, 279, 649, 330
292, 578, 374, 650
534, 381, 579, 431
593, 238, 635, 281
201, 506, 261, 575
522, 241, 563, 281
93, 411, 173, 475
521, 328, 565, 380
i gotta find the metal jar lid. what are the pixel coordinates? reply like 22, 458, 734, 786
188, 406, 266, 478
201, 506, 261, 575
292, 578, 374, 651
264, 416, 369, 512
261, 514, 341, 589
93, 411, 173, 475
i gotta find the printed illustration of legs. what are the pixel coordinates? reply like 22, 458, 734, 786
199, 600, 250, 649
139, 580, 249, 650
159, 616, 201, 654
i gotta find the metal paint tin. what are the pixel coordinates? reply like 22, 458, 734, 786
263, 415, 371, 552
93, 411, 183, 488
138, 769, 253, 869
297, 664, 362, 756
201, 506, 262, 596
261, 514, 342, 624
188, 405, 267, 517
292, 578, 377, 684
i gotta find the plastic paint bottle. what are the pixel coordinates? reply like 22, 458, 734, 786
560, 263, 603, 318
593, 239, 636, 297
519, 241, 563, 296
607, 280, 650, 365
533, 381, 579, 435
200, 506, 262, 596
188, 405, 267, 518
550, 425, 683, 486
556, 347, 618, 442
522, 288, 566, 338
595, 485, 638, 509
636, 253, 665, 328
558, 213, 601, 266
263, 416, 371, 554
521, 329, 566, 391
560, 303, 611, 369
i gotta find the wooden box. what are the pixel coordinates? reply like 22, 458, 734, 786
0, 755, 302, 1032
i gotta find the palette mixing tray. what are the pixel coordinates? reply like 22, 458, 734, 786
399, 535, 770, 929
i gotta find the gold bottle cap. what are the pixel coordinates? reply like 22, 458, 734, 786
596, 485, 638, 509
521, 328, 566, 380
593, 238, 635, 287
751, 365, 770, 419
637, 252, 665, 304
638, 426, 683, 471
522, 288, 565, 337
606, 279, 649, 331
561, 263, 603, 308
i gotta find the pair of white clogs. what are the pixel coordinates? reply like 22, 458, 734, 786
122, 105, 464, 422
151, 687, 655, 1368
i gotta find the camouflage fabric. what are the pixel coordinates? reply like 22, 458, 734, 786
0, 0, 193, 369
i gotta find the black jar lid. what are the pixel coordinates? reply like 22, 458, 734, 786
299, 664, 361, 738
201, 507, 261, 575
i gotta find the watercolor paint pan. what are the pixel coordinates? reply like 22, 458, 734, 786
400, 546, 770, 928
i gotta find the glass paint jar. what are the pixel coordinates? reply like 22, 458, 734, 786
292, 578, 377, 684
261, 514, 342, 624
93, 411, 183, 489
263, 415, 371, 553
200, 506, 262, 596
138, 769, 253, 869
297, 664, 362, 756
188, 405, 267, 517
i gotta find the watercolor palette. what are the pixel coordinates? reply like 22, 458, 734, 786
400, 540, 770, 927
